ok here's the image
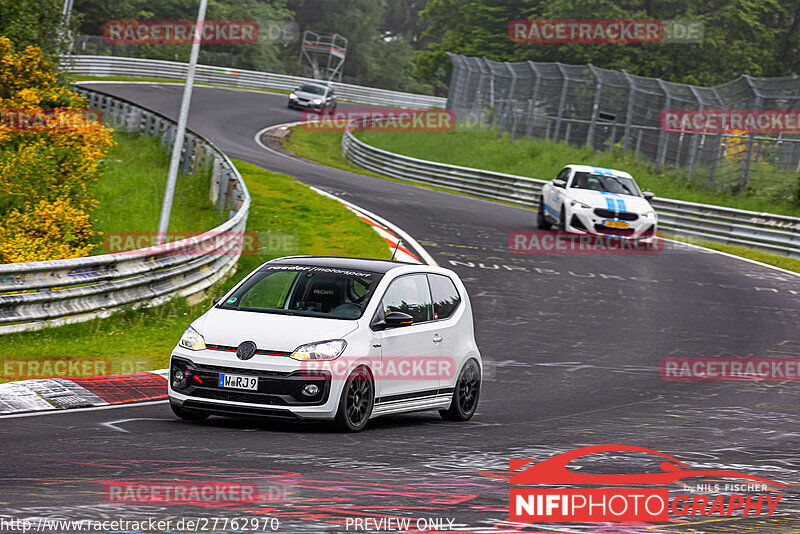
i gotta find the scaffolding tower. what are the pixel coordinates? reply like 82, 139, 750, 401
299, 31, 348, 82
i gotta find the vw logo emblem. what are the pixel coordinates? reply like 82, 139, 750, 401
236, 340, 257, 360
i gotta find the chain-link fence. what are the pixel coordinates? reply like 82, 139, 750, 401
446, 53, 800, 197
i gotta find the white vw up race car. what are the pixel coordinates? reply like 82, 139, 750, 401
538, 165, 657, 242
168, 256, 482, 432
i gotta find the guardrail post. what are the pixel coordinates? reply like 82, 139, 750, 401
180, 135, 195, 175
217, 167, 231, 216
210, 158, 222, 204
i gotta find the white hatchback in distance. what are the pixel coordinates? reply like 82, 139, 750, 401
168, 256, 482, 432
538, 165, 658, 242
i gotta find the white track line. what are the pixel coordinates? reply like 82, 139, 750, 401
254, 122, 437, 266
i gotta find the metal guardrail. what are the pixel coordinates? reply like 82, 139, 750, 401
0, 86, 251, 334
61, 55, 446, 109
342, 124, 800, 259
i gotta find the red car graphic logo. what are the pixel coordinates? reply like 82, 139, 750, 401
510, 444, 786, 488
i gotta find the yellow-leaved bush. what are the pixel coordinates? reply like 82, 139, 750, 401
0, 36, 114, 263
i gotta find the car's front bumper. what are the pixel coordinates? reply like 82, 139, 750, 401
288, 99, 325, 109
167, 350, 344, 419
566, 209, 657, 242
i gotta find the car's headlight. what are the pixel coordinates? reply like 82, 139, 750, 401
179, 326, 206, 351
643, 211, 657, 220
312, 98, 323, 105
570, 200, 592, 210
289, 93, 298, 99
290, 339, 346, 360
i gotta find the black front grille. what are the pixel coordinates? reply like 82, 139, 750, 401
192, 363, 290, 378
593, 208, 638, 221
594, 225, 635, 236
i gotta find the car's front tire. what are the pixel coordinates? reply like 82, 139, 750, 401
537, 197, 552, 230
334, 366, 374, 432
440, 359, 480, 422
557, 207, 566, 231
170, 402, 209, 421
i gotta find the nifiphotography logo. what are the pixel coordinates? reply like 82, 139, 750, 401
509, 444, 784, 523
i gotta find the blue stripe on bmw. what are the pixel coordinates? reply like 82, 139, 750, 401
544, 203, 560, 218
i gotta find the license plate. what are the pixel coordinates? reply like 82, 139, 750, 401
603, 220, 629, 229
218, 373, 258, 390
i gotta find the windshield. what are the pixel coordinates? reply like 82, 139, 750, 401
217, 265, 383, 320
569, 172, 641, 196
297, 84, 326, 95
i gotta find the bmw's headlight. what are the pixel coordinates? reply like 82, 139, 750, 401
643, 211, 657, 220
289, 93, 298, 100
179, 326, 206, 351
290, 339, 346, 360
570, 200, 592, 210
312, 98, 323, 105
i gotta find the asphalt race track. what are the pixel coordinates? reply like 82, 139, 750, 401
2, 83, 800, 533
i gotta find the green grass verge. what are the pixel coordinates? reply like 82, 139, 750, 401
69, 74, 291, 95
1, 160, 390, 379
281, 127, 514, 204
91, 132, 220, 254
281, 127, 800, 276
358, 129, 800, 218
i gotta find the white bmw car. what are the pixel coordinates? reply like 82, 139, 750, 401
168, 256, 482, 432
538, 165, 657, 242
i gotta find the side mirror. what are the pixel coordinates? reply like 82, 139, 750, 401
213, 297, 223, 305
643, 191, 655, 201
553, 179, 566, 189
385, 311, 414, 328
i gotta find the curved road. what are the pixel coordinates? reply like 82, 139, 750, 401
2, 83, 800, 533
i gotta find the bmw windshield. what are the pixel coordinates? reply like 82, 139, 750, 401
217, 265, 383, 320
570, 172, 641, 196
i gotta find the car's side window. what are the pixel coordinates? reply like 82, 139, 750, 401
556, 167, 571, 184
428, 274, 461, 320
381, 274, 433, 324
